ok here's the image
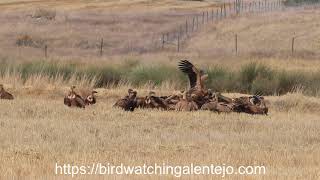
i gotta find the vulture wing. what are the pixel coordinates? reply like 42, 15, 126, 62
0, 91, 14, 100
74, 95, 86, 108
64, 97, 71, 106
178, 60, 199, 88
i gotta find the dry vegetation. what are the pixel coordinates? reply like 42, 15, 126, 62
0, 0, 320, 179
0, 90, 320, 179
185, 6, 320, 59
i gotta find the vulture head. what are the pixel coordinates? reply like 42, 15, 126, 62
249, 96, 268, 114
145, 91, 155, 104
249, 96, 263, 105
144, 91, 167, 109
67, 86, 77, 99
85, 90, 98, 105
128, 89, 137, 99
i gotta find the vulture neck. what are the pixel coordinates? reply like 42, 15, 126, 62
182, 92, 187, 100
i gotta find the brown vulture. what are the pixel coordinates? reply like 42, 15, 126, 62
144, 91, 168, 110
64, 86, 86, 108
84, 90, 98, 105
113, 89, 137, 111
178, 60, 210, 108
135, 96, 147, 108
175, 91, 198, 111
162, 94, 181, 110
178, 60, 208, 93
200, 100, 233, 113
0, 84, 14, 100
232, 96, 268, 115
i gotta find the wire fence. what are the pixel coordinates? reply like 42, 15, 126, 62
160, 0, 284, 52
12, 0, 320, 58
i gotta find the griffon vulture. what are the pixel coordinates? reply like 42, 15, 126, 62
144, 91, 168, 110
175, 91, 198, 111
64, 86, 86, 108
178, 60, 208, 95
232, 96, 268, 115
113, 89, 137, 111
0, 84, 14, 100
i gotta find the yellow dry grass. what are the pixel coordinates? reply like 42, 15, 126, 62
0, 88, 320, 179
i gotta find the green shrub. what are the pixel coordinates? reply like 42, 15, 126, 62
126, 65, 179, 86
1, 60, 320, 96
284, 0, 319, 5
237, 63, 274, 93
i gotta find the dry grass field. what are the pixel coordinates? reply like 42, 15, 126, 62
0, 89, 320, 179
0, 0, 320, 179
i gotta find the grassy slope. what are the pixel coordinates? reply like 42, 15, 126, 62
185, 7, 320, 60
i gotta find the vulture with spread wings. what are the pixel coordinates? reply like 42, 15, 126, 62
178, 60, 208, 92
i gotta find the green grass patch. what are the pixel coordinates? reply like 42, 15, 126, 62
1, 59, 319, 96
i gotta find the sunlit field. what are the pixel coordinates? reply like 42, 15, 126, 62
0, 0, 320, 179
0, 89, 320, 179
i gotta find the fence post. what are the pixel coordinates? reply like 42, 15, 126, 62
291, 36, 295, 55
162, 34, 165, 49
212, 9, 214, 22
44, 44, 48, 58
280, 0, 282, 9
186, 20, 188, 35
202, 12, 205, 24
224, 3, 227, 17
100, 38, 104, 56
241, 0, 244, 12
245, 0, 247, 12
235, 34, 238, 55
192, 17, 195, 32
196, 15, 199, 29
220, 6, 223, 18
216, 9, 219, 20
269, 1, 272, 11
177, 34, 180, 52
273, 2, 275, 11
259, 1, 261, 13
